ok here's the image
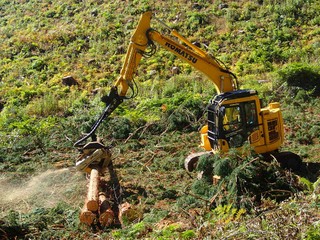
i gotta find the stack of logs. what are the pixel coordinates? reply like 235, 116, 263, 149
79, 167, 112, 226
78, 145, 140, 227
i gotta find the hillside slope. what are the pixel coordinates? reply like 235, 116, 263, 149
0, 0, 320, 239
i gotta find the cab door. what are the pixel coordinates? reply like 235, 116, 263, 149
219, 101, 259, 149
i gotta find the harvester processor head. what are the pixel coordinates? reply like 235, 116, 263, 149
75, 141, 111, 173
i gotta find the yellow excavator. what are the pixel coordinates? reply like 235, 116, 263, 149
74, 11, 301, 172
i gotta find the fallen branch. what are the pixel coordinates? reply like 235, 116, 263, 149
183, 190, 210, 204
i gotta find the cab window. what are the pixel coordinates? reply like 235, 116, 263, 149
244, 101, 257, 126
222, 105, 242, 132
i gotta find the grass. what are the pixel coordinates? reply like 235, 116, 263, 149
0, 0, 320, 239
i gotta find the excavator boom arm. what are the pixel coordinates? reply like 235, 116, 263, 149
148, 30, 236, 93
114, 11, 237, 97
74, 11, 237, 147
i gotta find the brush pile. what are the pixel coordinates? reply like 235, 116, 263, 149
192, 149, 305, 210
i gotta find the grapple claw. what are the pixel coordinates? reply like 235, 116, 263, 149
184, 151, 212, 172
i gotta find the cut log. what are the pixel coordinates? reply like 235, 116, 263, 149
99, 209, 114, 227
86, 168, 99, 211
119, 202, 142, 225
99, 192, 114, 227
80, 199, 96, 225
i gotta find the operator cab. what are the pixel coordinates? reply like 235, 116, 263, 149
207, 90, 260, 151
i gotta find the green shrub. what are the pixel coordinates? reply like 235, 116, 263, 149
1, 203, 81, 239
282, 98, 320, 145
181, 229, 197, 239
109, 117, 132, 139
277, 63, 320, 96
176, 195, 202, 210
165, 107, 195, 132
186, 12, 209, 30
305, 223, 320, 240
214, 157, 233, 178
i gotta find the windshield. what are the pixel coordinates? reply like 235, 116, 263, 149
221, 105, 242, 132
